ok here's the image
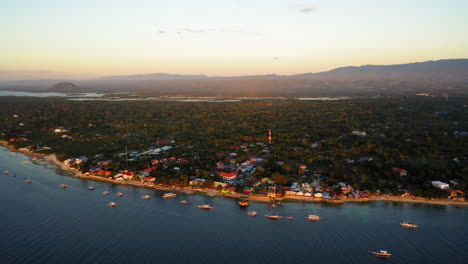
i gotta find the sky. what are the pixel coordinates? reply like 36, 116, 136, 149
1, 0, 468, 79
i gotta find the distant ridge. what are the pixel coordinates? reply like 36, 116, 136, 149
294, 59, 468, 81
1, 59, 467, 96
100, 73, 209, 81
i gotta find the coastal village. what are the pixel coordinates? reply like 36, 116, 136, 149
44, 127, 466, 204
1, 97, 467, 204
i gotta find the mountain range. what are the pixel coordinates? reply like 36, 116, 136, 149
1, 59, 467, 96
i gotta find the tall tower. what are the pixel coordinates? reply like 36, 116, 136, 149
268, 129, 272, 144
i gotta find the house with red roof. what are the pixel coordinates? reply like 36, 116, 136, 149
96, 170, 112, 177
140, 166, 158, 175
219, 172, 237, 181
392, 167, 408, 176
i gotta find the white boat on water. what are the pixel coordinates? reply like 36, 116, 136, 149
306, 214, 321, 221
163, 192, 177, 198
180, 200, 188, 204
141, 195, 151, 200
247, 211, 258, 216
264, 214, 281, 219
400, 221, 418, 228
24, 179, 32, 183
88, 186, 95, 190
370, 250, 392, 258
116, 192, 124, 197
198, 204, 214, 209
107, 202, 117, 207
102, 191, 110, 195
4, 170, 9, 174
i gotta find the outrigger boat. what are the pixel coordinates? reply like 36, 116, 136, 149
370, 250, 392, 258
264, 214, 281, 220
198, 204, 214, 210
306, 215, 321, 221
247, 211, 258, 216
107, 202, 117, 207
141, 195, 151, 200
238, 199, 250, 208
400, 221, 418, 228
163, 192, 177, 199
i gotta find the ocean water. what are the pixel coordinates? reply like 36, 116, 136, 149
0, 147, 466, 264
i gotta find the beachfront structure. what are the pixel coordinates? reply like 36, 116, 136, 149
432, 181, 450, 190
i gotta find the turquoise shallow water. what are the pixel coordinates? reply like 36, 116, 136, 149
0, 147, 467, 264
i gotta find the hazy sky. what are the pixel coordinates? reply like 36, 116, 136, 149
1, 0, 467, 79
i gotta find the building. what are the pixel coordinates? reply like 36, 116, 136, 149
219, 172, 237, 181
432, 181, 449, 190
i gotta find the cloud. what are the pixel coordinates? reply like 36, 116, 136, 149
289, 5, 317, 13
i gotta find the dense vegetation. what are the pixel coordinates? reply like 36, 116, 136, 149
0, 96, 467, 197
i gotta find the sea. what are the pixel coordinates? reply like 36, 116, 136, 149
0, 146, 466, 264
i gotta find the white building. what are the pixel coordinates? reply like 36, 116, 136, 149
432, 181, 450, 190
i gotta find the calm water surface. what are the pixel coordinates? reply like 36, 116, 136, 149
0, 147, 466, 264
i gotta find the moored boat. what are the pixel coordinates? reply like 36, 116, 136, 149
141, 195, 151, 200
238, 199, 250, 207
4, 170, 9, 174
163, 192, 177, 198
116, 192, 124, 197
400, 221, 418, 228
247, 211, 258, 216
102, 191, 110, 195
198, 204, 214, 209
59, 184, 68, 188
306, 214, 321, 221
180, 200, 188, 204
24, 179, 32, 183
264, 214, 281, 220
107, 202, 117, 207
88, 186, 95, 190
370, 250, 392, 258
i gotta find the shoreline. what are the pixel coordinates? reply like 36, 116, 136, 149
1, 141, 467, 207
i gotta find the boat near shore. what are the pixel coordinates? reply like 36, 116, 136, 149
163, 192, 176, 199
400, 221, 418, 228
306, 215, 321, 221
116, 192, 124, 197
102, 191, 110, 195
59, 184, 68, 188
107, 202, 117, 207
198, 204, 214, 209
247, 211, 258, 216
180, 200, 188, 204
238, 199, 250, 207
370, 250, 392, 258
265, 214, 281, 220
141, 195, 151, 200
88, 186, 95, 190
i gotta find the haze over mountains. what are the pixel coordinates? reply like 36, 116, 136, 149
1, 59, 467, 97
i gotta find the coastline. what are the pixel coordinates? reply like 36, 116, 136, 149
1, 140, 467, 207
